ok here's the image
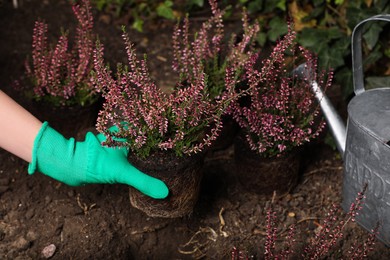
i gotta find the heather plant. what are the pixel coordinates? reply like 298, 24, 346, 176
93, 0, 260, 159
19, 0, 98, 107
301, 185, 378, 259
93, 27, 241, 158
231, 186, 379, 259
172, 0, 260, 101
229, 22, 333, 158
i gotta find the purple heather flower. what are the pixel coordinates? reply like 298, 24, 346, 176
21, 0, 97, 106
229, 22, 332, 157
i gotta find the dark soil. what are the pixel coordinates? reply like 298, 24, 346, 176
1, 1, 389, 259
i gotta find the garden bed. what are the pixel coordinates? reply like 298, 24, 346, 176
0, 1, 389, 258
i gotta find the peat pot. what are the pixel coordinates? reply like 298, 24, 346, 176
128, 151, 205, 218
234, 133, 301, 196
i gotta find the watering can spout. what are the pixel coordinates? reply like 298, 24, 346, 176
294, 63, 346, 157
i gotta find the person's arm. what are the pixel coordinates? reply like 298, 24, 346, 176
0, 90, 168, 199
0, 90, 42, 162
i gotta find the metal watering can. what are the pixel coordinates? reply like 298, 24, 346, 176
295, 14, 390, 245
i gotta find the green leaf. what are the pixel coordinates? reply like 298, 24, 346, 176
327, 27, 344, 40
267, 16, 288, 42
364, 45, 383, 66
132, 18, 144, 32
93, 0, 106, 11
222, 5, 233, 19
190, 0, 204, 7
346, 7, 378, 29
363, 23, 383, 50
276, 0, 286, 11
156, 1, 175, 20
304, 5, 325, 20
256, 32, 267, 47
314, 0, 325, 6
374, 0, 390, 10
298, 29, 323, 49
317, 45, 346, 69
247, 0, 263, 13
385, 47, 390, 58
298, 27, 343, 49
333, 36, 351, 53
263, 0, 284, 12
137, 2, 147, 11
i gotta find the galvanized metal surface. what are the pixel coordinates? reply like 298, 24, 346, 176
342, 14, 390, 245
301, 14, 390, 245
343, 89, 390, 245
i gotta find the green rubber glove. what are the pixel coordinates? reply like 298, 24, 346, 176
28, 122, 169, 199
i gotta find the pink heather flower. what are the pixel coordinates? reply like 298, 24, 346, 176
264, 210, 277, 259
93, 0, 261, 158
302, 185, 378, 259
93, 28, 237, 158
229, 22, 332, 158
172, 0, 259, 101
20, 0, 97, 107
234, 187, 376, 259
278, 144, 286, 152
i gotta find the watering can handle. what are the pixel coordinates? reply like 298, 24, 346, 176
352, 14, 390, 95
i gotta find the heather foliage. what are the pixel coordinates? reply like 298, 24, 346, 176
232, 186, 378, 259
93, 0, 256, 158
93, 0, 331, 159
21, 0, 98, 107
302, 185, 378, 259
172, 0, 260, 100
93, 29, 238, 158
229, 23, 333, 158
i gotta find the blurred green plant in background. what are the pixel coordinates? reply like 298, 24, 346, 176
291, 0, 390, 98
90, 0, 209, 31
229, 0, 389, 99
91, 0, 180, 31
90, 0, 389, 99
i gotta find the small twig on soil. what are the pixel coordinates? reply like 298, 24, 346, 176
219, 207, 229, 237
156, 55, 167, 62
178, 243, 207, 259
130, 222, 169, 235
252, 228, 267, 236
178, 246, 205, 258
76, 194, 96, 215
178, 227, 218, 259
271, 191, 277, 204
296, 216, 320, 224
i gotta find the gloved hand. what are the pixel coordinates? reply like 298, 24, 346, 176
28, 122, 169, 199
